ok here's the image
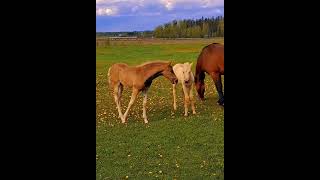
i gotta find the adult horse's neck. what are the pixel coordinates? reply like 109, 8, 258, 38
142, 63, 166, 87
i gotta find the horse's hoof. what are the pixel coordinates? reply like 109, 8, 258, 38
144, 119, 149, 124
217, 103, 224, 107
217, 99, 224, 105
121, 118, 127, 124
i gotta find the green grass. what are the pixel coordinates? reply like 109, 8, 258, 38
96, 38, 224, 179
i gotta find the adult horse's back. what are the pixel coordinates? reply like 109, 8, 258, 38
195, 43, 224, 106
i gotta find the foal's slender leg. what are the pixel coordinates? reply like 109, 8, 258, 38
122, 88, 140, 122
173, 83, 177, 111
142, 87, 149, 124
117, 84, 123, 118
182, 83, 190, 116
113, 84, 124, 122
210, 72, 224, 106
189, 84, 196, 114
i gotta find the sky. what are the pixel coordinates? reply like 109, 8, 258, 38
96, 0, 224, 32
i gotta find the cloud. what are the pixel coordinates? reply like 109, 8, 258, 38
96, 6, 118, 16
201, 0, 224, 8
131, 6, 139, 12
161, 0, 174, 10
160, 0, 224, 10
96, 0, 224, 31
96, 0, 224, 16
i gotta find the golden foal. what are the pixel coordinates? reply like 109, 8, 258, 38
172, 62, 196, 116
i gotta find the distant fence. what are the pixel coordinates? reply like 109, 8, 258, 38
96, 37, 144, 47
96, 38, 109, 47
107, 36, 141, 40
96, 37, 224, 47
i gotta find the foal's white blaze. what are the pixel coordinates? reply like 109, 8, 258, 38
172, 62, 196, 116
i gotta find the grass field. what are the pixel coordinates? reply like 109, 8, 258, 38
96, 38, 224, 179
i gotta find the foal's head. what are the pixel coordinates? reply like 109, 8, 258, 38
181, 62, 193, 84
162, 62, 178, 84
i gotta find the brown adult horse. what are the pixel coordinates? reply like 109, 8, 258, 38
108, 61, 178, 124
194, 43, 224, 106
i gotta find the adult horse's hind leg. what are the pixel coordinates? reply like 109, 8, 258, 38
142, 87, 149, 124
123, 88, 140, 123
210, 72, 224, 106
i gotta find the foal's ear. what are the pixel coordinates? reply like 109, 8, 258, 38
189, 62, 193, 69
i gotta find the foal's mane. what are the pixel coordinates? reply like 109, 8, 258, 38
136, 60, 170, 67
137, 61, 171, 87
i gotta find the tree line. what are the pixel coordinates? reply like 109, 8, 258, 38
153, 16, 224, 38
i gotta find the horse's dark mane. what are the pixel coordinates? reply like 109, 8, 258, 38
202, 45, 210, 50
144, 71, 162, 87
